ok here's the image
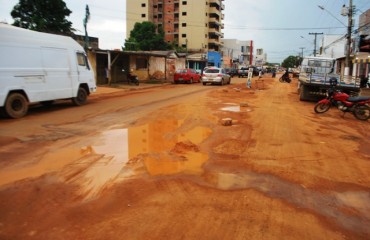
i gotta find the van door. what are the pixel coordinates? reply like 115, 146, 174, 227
75, 52, 94, 91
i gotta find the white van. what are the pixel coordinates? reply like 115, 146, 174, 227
0, 24, 96, 118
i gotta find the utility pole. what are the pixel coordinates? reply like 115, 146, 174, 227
342, 0, 353, 75
299, 47, 305, 58
309, 32, 323, 56
185, 39, 188, 68
83, 5, 90, 51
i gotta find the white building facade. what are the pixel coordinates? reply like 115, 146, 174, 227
222, 39, 253, 67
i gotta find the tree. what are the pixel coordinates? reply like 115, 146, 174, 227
11, 0, 74, 35
281, 56, 302, 69
124, 22, 170, 51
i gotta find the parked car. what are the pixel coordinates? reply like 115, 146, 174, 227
238, 66, 259, 77
237, 67, 249, 78
201, 67, 231, 86
225, 68, 237, 77
174, 68, 201, 84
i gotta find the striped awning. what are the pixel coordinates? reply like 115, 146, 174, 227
352, 58, 370, 63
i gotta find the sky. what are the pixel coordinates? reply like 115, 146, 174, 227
1, 0, 369, 63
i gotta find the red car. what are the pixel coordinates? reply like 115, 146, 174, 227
174, 68, 201, 84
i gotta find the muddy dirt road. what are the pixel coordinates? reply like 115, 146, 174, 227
0, 76, 369, 240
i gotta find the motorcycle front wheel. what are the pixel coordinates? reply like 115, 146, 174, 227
353, 105, 370, 121
279, 77, 283, 83
314, 102, 331, 113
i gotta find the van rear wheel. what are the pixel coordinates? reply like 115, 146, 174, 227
4, 93, 28, 119
72, 87, 88, 106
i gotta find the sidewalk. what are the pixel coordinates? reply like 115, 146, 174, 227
92, 82, 171, 96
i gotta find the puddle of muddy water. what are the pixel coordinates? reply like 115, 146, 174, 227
220, 105, 252, 113
73, 122, 212, 198
0, 120, 212, 200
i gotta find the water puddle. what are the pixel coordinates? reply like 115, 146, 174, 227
0, 119, 212, 200
69, 129, 131, 199
221, 104, 252, 113
144, 151, 208, 176
72, 122, 211, 198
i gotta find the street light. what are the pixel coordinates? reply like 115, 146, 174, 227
318, 5, 347, 27
317, 2, 353, 76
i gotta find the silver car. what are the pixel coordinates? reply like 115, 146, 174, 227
201, 67, 231, 86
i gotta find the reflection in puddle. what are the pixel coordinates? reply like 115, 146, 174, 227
68, 120, 212, 199
144, 151, 208, 176
221, 105, 252, 113
74, 129, 130, 199
0, 120, 212, 200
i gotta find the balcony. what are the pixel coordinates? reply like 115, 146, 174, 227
209, 29, 222, 37
208, 39, 219, 44
209, 8, 221, 16
209, 17, 220, 25
209, 0, 221, 7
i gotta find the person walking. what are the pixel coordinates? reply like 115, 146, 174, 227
271, 68, 276, 78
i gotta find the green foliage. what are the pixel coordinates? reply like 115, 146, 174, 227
124, 22, 170, 51
11, 0, 73, 35
281, 56, 302, 68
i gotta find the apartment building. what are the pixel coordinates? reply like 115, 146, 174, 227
126, 0, 225, 52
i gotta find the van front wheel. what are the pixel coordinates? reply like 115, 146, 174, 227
5, 93, 29, 119
72, 87, 88, 106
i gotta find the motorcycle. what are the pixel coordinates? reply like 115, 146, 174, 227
128, 73, 140, 86
279, 74, 291, 83
314, 80, 370, 121
122, 69, 139, 86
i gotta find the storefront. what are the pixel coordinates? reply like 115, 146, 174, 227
352, 53, 370, 88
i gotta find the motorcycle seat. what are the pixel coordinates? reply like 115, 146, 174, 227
347, 96, 370, 102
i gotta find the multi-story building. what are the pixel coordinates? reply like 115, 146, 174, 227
255, 48, 267, 66
126, 0, 225, 53
222, 39, 253, 67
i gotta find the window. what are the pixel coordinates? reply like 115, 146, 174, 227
182, 1, 187, 5
182, 34, 187, 38
77, 53, 86, 66
182, 23, 186, 27
182, 12, 187, 16
136, 58, 148, 69
141, 14, 146, 18
76, 52, 90, 70
141, 3, 146, 7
